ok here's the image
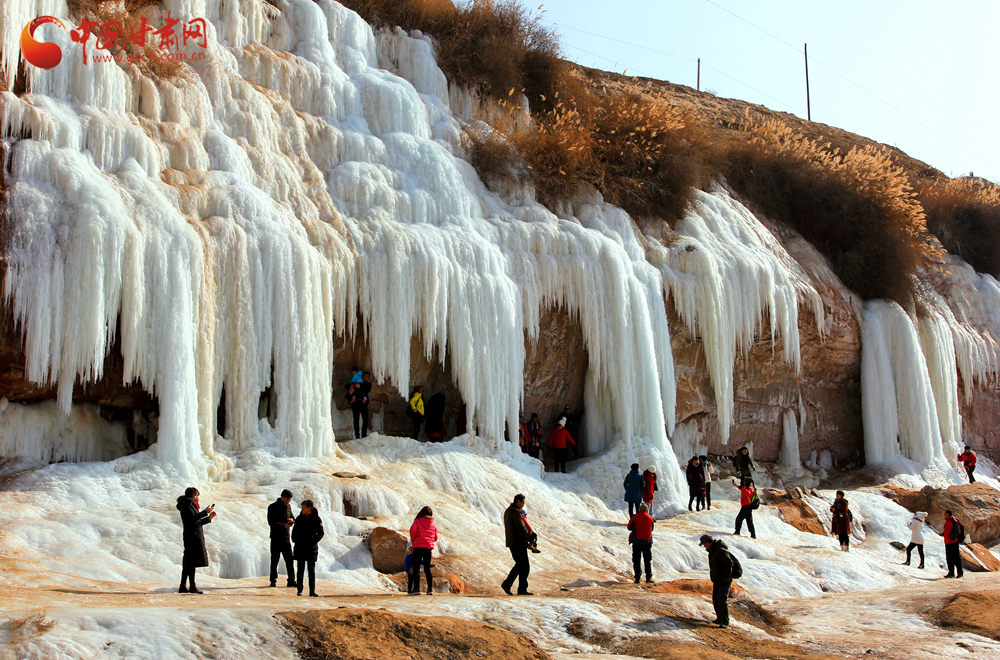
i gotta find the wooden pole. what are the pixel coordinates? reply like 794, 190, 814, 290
804, 43, 811, 121
697, 58, 701, 91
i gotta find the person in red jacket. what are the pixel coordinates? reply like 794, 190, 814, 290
939, 509, 964, 579
549, 418, 576, 473
409, 506, 438, 594
732, 478, 757, 539
957, 446, 977, 483
627, 503, 655, 583
641, 466, 658, 510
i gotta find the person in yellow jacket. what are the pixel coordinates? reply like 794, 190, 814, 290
407, 385, 425, 439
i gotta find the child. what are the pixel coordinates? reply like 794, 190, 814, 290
404, 539, 415, 594
521, 506, 541, 553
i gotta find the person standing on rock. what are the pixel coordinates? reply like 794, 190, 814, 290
501, 494, 533, 596
830, 490, 852, 551
407, 386, 425, 440
292, 500, 325, 596
686, 456, 707, 512
409, 506, 438, 595
642, 466, 658, 513
701, 455, 714, 510
732, 478, 757, 539
957, 446, 977, 483
176, 487, 216, 594
549, 418, 577, 473
623, 463, 645, 518
628, 503, 655, 584
267, 489, 296, 588
939, 509, 964, 579
700, 535, 735, 628
733, 446, 755, 481
903, 511, 927, 569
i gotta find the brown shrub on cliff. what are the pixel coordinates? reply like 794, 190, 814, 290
919, 177, 1000, 278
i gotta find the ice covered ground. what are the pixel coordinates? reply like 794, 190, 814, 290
2, 432, 999, 659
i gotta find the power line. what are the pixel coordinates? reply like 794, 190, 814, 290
561, 41, 654, 78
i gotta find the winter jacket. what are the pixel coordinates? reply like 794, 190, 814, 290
909, 515, 926, 544
830, 497, 851, 536
641, 471, 658, 503
176, 496, 212, 568
733, 449, 755, 477
943, 514, 960, 545
424, 393, 446, 435
704, 461, 714, 483
627, 511, 655, 541
707, 539, 734, 583
737, 484, 755, 507
623, 469, 645, 503
408, 392, 425, 417
267, 498, 293, 541
410, 516, 438, 550
349, 371, 363, 385
686, 461, 707, 495
292, 511, 325, 562
503, 502, 531, 549
958, 451, 977, 468
549, 427, 576, 450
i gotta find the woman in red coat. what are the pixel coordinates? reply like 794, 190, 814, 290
830, 490, 852, 551
641, 466, 658, 508
408, 506, 438, 594
549, 418, 576, 474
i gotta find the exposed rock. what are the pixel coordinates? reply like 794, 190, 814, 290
648, 578, 749, 598
448, 573, 468, 594
333, 472, 369, 479
366, 527, 408, 574
886, 483, 1000, 544
960, 544, 1000, 572
889, 541, 906, 550
774, 499, 828, 537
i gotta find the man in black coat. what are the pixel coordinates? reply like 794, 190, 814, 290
176, 487, 216, 594
501, 494, 532, 596
292, 500, 325, 597
267, 489, 296, 587
349, 372, 373, 439
700, 534, 734, 628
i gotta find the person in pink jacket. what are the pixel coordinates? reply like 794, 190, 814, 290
408, 506, 438, 595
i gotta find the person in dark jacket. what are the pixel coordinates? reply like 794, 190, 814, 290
733, 446, 755, 480
830, 490, 852, 552
501, 494, 532, 595
686, 456, 707, 511
292, 500, 325, 596
425, 391, 447, 442
347, 373, 372, 439
527, 413, 542, 459
267, 489, 296, 588
628, 503, 655, 583
623, 463, 645, 518
957, 446, 977, 483
176, 487, 216, 594
701, 535, 734, 628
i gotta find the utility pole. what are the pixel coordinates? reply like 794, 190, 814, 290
804, 43, 811, 121
697, 58, 701, 91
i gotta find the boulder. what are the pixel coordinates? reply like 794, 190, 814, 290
774, 499, 828, 537
448, 574, 468, 594
366, 527, 408, 574
960, 544, 1000, 572
333, 472, 369, 479
887, 483, 1000, 544
648, 579, 749, 598
889, 541, 906, 550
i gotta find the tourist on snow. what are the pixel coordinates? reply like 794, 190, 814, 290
686, 456, 707, 512
292, 500, 325, 596
939, 509, 964, 579
267, 489, 296, 588
903, 511, 927, 569
701, 455, 714, 510
830, 490, 852, 551
409, 506, 438, 594
501, 494, 533, 595
628, 503, 655, 584
347, 380, 370, 440
700, 534, 736, 628
641, 466, 658, 511
623, 463, 645, 518
957, 446, 977, 483
732, 477, 757, 539
562, 406, 584, 457
733, 446, 755, 481
549, 418, 577, 473
407, 386, 425, 439
527, 413, 542, 459
518, 413, 529, 453
425, 390, 447, 442
176, 487, 216, 594
521, 505, 540, 553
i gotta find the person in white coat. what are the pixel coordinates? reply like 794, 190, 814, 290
903, 511, 926, 569
700, 455, 714, 510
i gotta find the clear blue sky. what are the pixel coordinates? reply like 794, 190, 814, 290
533, 0, 1000, 183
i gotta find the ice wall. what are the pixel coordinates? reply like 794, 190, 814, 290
0, 398, 129, 463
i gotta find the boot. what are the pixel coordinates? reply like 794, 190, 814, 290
901, 560, 910, 566
918, 562, 925, 569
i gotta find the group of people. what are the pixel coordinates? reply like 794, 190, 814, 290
684, 455, 714, 511
518, 407, 584, 473
406, 386, 449, 441
623, 464, 659, 516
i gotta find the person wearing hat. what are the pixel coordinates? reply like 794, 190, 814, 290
957, 445, 977, 483
407, 386, 425, 439
641, 466, 658, 511
700, 534, 734, 628
903, 511, 927, 569
267, 489, 297, 588
548, 418, 577, 473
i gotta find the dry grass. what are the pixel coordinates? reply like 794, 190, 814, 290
919, 177, 1000, 278
2, 610, 55, 646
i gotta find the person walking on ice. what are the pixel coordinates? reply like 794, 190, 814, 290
549, 418, 577, 474
176, 487, 217, 594
501, 494, 533, 595
733, 446, 755, 481
267, 489, 296, 588
623, 463, 645, 518
409, 506, 438, 594
732, 478, 757, 539
903, 511, 927, 569
686, 456, 707, 512
830, 490, 852, 551
939, 509, 965, 579
700, 535, 741, 629
701, 455, 714, 510
641, 466, 658, 514
628, 503, 655, 583
957, 446, 977, 483
292, 500, 325, 596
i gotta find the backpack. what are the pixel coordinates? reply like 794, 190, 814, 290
750, 491, 761, 510
730, 552, 743, 579
951, 518, 966, 543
